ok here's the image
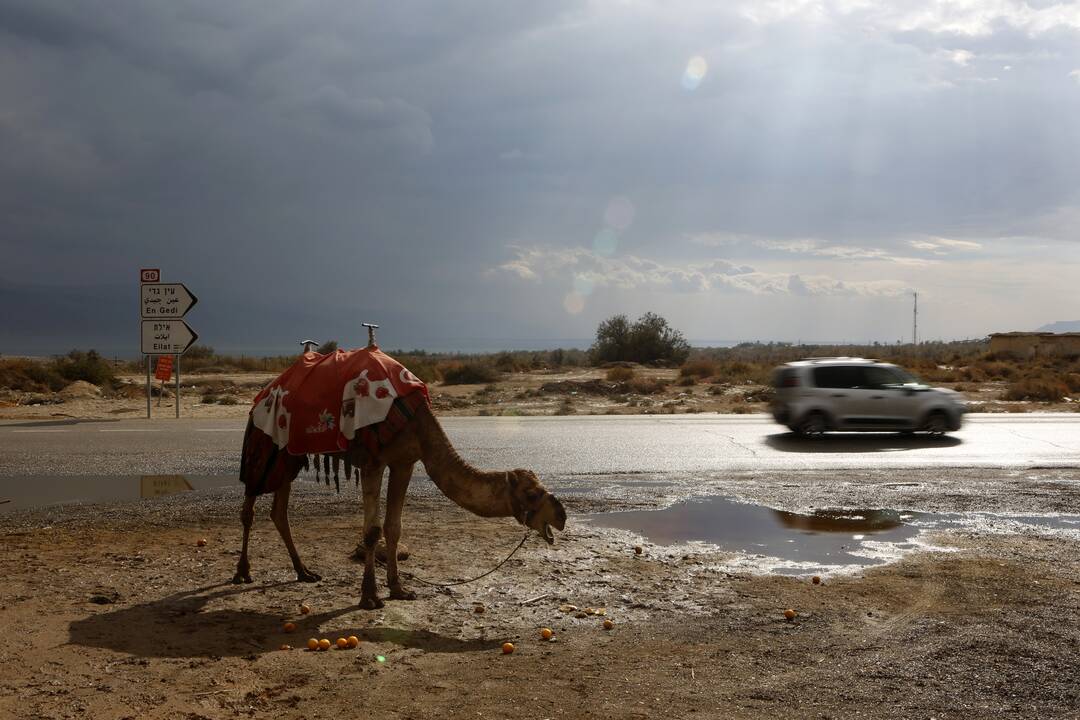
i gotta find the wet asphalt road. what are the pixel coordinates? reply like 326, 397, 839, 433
1, 413, 1077, 479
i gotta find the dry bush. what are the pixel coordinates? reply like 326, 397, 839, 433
606, 366, 635, 382
975, 360, 1019, 381
712, 360, 768, 384
439, 361, 499, 385
1004, 375, 1070, 402
627, 377, 668, 394
957, 366, 988, 383
676, 376, 696, 387
0, 358, 66, 392
679, 359, 718, 379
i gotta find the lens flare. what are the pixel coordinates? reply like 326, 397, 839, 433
593, 228, 619, 256
682, 55, 708, 90
604, 196, 635, 231
573, 274, 595, 296
563, 291, 586, 315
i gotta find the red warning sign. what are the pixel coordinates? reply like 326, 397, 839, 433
154, 355, 174, 381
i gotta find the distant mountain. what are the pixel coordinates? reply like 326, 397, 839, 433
1037, 321, 1080, 333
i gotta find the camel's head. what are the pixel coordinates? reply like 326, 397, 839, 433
507, 469, 566, 545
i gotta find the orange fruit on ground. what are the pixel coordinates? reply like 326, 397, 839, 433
347, 636, 359, 648
279, 644, 291, 651
307, 638, 319, 651
283, 622, 296, 633
540, 628, 553, 640
299, 603, 311, 614
196, 538, 207, 547
784, 609, 797, 620
603, 619, 614, 630
318, 638, 331, 651
501, 642, 514, 655
336, 637, 348, 649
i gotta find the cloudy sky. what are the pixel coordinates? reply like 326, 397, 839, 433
3, 0, 1080, 356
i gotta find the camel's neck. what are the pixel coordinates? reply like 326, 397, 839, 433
413, 403, 515, 519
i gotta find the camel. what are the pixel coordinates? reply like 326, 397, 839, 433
233, 365, 566, 610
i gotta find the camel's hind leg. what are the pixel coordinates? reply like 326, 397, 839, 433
233, 494, 257, 584
271, 482, 321, 582
384, 462, 416, 600
358, 464, 386, 609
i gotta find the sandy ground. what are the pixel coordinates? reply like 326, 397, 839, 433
1, 367, 1076, 421
2, 469, 1078, 720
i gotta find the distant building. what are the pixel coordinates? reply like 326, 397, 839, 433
989, 332, 1080, 359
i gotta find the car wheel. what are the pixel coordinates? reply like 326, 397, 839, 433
796, 411, 827, 438
925, 411, 948, 437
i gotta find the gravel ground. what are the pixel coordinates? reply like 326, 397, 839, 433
1, 468, 1078, 719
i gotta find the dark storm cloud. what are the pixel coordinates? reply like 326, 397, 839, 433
3, 1, 1080, 354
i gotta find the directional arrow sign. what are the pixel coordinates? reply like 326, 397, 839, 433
141, 283, 197, 318
141, 320, 199, 355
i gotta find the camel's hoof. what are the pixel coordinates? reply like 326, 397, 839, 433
389, 588, 416, 601
296, 569, 321, 583
232, 573, 252, 585
359, 596, 384, 610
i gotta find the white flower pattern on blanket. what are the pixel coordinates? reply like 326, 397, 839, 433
339, 369, 397, 442
251, 386, 291, 449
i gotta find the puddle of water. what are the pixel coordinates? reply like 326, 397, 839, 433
583, 497, 1080, 576
584, 497, 922, 574
0, 475, 237, 512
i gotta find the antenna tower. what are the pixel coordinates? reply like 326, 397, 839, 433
912, 292, 918, 346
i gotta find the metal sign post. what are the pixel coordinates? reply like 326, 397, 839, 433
146, 355, 152, 419
175, 353, 180, 419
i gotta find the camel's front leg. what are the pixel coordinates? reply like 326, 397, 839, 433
384, 462, 415, 600
359, 465, 385, 609
233, 494, 257, 584
271, 482, 321, 582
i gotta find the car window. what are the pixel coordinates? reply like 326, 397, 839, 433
862, 366, 906, 388
812, 366, 863, 389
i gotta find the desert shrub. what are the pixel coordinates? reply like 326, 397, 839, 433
591, 312, 690, 365
492, 352, 530, 373
975, 360, 1019, 381
957, 366, 988, 383
676, 376, 696, 387
53, 350, 115, 386
553, 398, 575, 415
201, 393, 220, 404
219, 395, 240, 405
606, 366, 635, 382
712, 360, 768, 384
316, 340, 339, 354
439, 361, 499, 385
0, 358, 66, 392
627, 377, 668, 394
679, 359, 718, 379
1004, 376, 1069, 402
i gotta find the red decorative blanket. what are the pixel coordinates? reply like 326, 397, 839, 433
250, 347, 429, 456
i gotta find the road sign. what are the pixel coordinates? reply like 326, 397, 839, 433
141, 268, 160, 283
154, 355, 174, 381
141, 283, 198, 318
141, 320, 199, 355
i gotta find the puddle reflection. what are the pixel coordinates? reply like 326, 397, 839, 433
584, 497, 919, 575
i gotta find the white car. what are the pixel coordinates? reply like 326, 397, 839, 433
769, 357, 967, 437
